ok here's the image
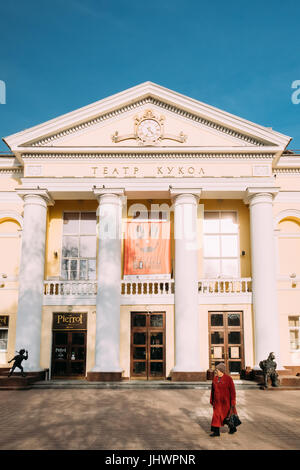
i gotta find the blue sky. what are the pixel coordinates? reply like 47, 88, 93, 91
0, 0, 300, 151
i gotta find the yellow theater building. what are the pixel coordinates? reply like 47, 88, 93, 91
0, 82, 300, 382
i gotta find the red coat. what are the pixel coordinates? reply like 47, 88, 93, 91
210, 374, 237, 428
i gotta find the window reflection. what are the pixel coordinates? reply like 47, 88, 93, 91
203, 211, 239, 279
150, 362, 163, 375
61, 212, 96, 281
134, 332, 146, 345
211, 314, 223, 327
150, 314, 163, 327
133, 314, 146, 327
211, 331, 224, 344
150, 333, 163, 345
228, 313, 240, 326
133, 362, 146, 374
228, 331, 241, 344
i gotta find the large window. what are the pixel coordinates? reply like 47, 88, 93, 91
61, 212, 97, 281
0, 316, 9, 351
289, 316, 300, 351
0, 330, 8, 351
203, 211, 239, 278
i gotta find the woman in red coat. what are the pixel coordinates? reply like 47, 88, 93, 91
210, 363, 237, 437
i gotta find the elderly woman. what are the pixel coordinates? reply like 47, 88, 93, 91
210, 363, 237, 437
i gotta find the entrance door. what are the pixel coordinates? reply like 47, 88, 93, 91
51, 331, 87, 378
131, 312, 165, 380
209, 311, 244, 375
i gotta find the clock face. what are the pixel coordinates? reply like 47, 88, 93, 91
137, 119, 161, 142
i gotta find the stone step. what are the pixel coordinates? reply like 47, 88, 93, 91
0, 375, 38, 390
284, 366, 300, 375
0, 369, 49, 389
30, 379, 259, 390
278, 369, 294, 376
279, 376, 300, 387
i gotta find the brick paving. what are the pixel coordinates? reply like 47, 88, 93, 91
0, 389, 300, 450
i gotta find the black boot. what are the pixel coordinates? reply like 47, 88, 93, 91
229, 426, 237, 434
210, 426, 220, 437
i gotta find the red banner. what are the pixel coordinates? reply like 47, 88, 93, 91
124, 220, 171, 275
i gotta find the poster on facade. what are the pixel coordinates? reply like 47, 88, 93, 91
124, 220, 171, 275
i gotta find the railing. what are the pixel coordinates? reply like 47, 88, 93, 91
44, 278, 251, 299
44, 279, 175, 297
44, 281, 97, 297
198, 278, 252, 295
121, 279, 175, 296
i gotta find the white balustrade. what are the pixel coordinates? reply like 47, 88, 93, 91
121, 279, 175, 296
198, 278, 252, 295
44, 277, 251, 301
44, 281, 97, 297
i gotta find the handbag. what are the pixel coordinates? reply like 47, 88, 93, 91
228, 414, 242, 427
223, 408, 242, 427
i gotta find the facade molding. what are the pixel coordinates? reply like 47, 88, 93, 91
0, 192, 23, 203
274, 192, 300, 203
0, 210, 23, 228
4, 82, 291, 151
18, 177, 278, 201
274, 168, 300, 174
43, 294, 252, 306
21, 152, 276, 160
0, 168, 23, 175
23, 98, 267, 148
274, 209, 300, 227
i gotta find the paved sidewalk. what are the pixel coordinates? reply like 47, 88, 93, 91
0, 389, 300, 450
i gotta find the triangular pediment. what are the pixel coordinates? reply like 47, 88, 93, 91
4, 82, 291, 153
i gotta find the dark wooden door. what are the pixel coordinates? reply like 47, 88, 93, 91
209, 311, 245, 375
131, 312, 165, 380
51, 331, 87, 378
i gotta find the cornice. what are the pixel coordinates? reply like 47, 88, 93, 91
21, 152, 275, 160
0, 168, 23, 175
27, 97, 266, 148
273, 168, 300, 174
4, 82, 291, 153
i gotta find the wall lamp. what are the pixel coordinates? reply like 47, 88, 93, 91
290, 273, 297, 288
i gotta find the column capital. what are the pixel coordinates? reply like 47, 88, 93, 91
169, 187, 202, 203
244, 187, 280, 205
16, 188, 54, 206
93, 187, 125, 203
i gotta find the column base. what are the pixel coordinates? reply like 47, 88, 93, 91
86, 371, 122, 382
170, 371, 207, 382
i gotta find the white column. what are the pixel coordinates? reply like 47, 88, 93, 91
91, 189, 124, 375
171, 189, 202, 374
247, 188, 282, 368
15, 190, 53, 371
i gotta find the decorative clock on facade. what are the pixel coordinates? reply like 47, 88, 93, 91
112, 109, 187, 145
137, 119, 162, 144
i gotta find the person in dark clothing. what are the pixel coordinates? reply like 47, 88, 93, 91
8, 349, 28, 377
210, 362, 237, 437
